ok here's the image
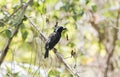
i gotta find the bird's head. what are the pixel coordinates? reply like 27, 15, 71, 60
54, 26, 67, 33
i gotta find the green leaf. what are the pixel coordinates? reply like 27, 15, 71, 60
20, 23, 25, 30
22, 31, 28, 41
13, 72, 19, 77
23, 15, 27, 21
48, 69, 60, 76
5, 29, 11, 38
85, 0, 89, 5
67, 42, 75, 48
92, 5, 97, 12
80, 10, 84, 16
0, 20, 4, 27
73, 15, 77, 21
116, 40, 120, 46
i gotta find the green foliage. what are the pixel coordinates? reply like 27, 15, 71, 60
85, 0, 89, 5
20, 23, 29, 41
22, 30, 28, 41
5, 65, 19, 77
5, 29, 11, 38
92, 5, 97, 12
0, 0, 120, 77
33, 2, 43, 14
67, 42, 75, 48
48, 69, 60, 77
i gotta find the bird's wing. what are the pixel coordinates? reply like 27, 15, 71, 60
46, 32, 60, 49
47, 32, 58, 43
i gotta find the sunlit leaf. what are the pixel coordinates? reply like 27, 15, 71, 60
67, 42, 75, 48
116, 40, 120, 46
48, 69, 60, 76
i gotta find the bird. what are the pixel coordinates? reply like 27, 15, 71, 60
44, 26, 66, 58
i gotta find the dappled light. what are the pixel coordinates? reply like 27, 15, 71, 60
0, 0, 120, 77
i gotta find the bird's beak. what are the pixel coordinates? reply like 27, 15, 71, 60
63, 28, 67, 30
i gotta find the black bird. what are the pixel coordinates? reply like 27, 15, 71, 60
44, 26, 66, 58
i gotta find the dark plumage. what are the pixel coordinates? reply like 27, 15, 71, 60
44, 26, 66, 58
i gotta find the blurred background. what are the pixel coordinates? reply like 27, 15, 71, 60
0, 0, 120, 77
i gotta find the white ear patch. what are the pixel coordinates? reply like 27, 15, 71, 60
55, 28, 58, 32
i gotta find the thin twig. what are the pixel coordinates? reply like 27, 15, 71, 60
0, 0, 33, 65
53, 48, 79, 77
26, 15, 80, 77
5, 5, 23, 22
25, 15, 46, 42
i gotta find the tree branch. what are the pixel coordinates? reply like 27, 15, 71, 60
104, 8, 120, 77
25, 15, 80, 77
89, 9, 120, 77
0, 0, 33, 65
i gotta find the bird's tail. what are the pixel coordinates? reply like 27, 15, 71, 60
44, 49, 49, 58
